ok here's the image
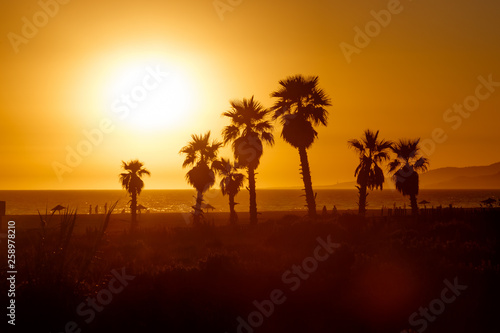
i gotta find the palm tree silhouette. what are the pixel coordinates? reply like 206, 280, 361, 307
388, 139, 429, 216
180, 132, 223, 225
216, 158, 245, 225
348, 130, 392, 215
119, 159, 150, 229
222, 96, 274, 224
270, 75, 331, 218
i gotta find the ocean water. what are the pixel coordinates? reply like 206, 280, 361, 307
0, 189, 499, 215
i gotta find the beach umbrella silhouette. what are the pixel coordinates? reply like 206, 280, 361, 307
201, 203, 215, 213
419, 200, 430, 209
51, 205, 65, 214
480, 198, 496, 207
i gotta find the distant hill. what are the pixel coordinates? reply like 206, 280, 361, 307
317, 162, 500, 190
420, 162, 500, 189
421, 171, 500, 189
316, 181, 357, 189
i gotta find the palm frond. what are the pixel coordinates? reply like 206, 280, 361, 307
119, 160, 150, 196
388, 160, 401, 173
222, 125, 240, 144
260, 131, 275, 146
222, 97, 274, 167
271, 74, 331, 149
347, 139, 364, 153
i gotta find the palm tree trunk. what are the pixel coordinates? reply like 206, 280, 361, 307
194, 190, 203, 225
131, 191, 137, 230
248, 167, 258, 224
229, 193, 237, 225
298, 146, 316, 217
358, 184, 367, 216
410, 194, 419, 216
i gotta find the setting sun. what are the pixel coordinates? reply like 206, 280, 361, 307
101, 57, 197, 131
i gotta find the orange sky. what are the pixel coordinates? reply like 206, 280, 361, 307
1, 0, 499, 189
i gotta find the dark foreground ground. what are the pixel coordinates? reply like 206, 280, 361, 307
1, 208, 499, 332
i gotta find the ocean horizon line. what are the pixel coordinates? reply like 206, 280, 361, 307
1, 189, 499, 216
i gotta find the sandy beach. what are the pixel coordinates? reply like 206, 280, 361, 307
2, 207, 499, 332
3, 206, 494, 234
2, 207, 408, 231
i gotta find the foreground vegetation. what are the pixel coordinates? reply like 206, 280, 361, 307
1, 210, 499, 332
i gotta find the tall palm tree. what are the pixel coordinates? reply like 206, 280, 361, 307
270, 75, 331, 218
388, 138, 429, 216
222, 96, 274, 224
216, 158, 245, 225
180, 131, 223, 225
119, 159, 150, 229
348, 130, 392, 215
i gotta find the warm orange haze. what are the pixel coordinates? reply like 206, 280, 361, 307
1, 1, 500, 333
1, 0, 500, 190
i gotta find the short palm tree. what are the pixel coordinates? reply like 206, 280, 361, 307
348, 130, 392, 215
119, 160, 150, 229
216, 158, 245, 225
180, 131, 223, 225
388, 138, 429, 216
270, 75, 331, 217
222, 96, 274, 224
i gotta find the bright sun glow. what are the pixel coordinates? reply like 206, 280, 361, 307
103, 57, 196, 131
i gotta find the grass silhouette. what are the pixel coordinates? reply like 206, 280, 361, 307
2, 208, 499, 332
